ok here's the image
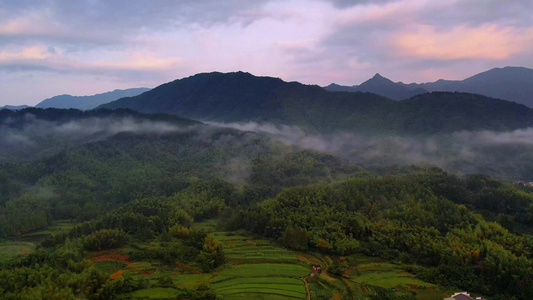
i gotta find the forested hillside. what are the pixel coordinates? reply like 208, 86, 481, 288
325, 66, 533, 107
99, 72, 533, 135
0, 108, 532, 299
35, 88, 151, 110
0, 108, 360, 237
238, 171, 533, 298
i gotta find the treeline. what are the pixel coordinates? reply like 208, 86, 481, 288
1, 109, 533, 299
2, 167, 533, 298
0, 108, 357, 237
234, 174, 533, 299
0, 181, 228, 299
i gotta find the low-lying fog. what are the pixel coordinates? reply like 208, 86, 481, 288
209, 122, 533, 181
1, 114, 532, 181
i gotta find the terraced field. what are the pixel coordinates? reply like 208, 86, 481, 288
346, 261, 447, 299
211, 232, 310, 299
88, 221, 450, 299
0, 221, 74, 265
350, 262, 436, 289
128, 287, 179, 299
308, 280, 334, 300
214, 232, 299, 264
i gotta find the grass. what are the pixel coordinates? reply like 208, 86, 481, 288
0, 241, 35, 264
129, 261, 154, 268
350, 262, 435, 289
416, 289, 451, 300
127, 287, 180, 299
216, 284, 305, 293
212, 277, 303, 286
206, 228, 311, 299
85, 220, 449, 300
220, 293, 304, 300
22, 220, 75, 237
212, 278, 305, 296
170, 273, 212, 289
0, 220, 75, 265
217, 287, 305, 298
93, 261, 126, 274
211, 262, 308, 299
308, 280, 334, 300
191, 218, 219, 232
214, 232, 300, 264
216, 263, 309, 278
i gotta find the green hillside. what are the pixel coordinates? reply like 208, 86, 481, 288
1, 108, 532, 299
99, 72, 533, 135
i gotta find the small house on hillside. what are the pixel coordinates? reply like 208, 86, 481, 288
444, 292, 485, 300
515, 180, 533, 187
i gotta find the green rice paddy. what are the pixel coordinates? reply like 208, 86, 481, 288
78, 220, 449, 299
351, 262, 435, 289
210, 232, 310, 299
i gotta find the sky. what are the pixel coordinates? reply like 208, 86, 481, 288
1, 0, 532, 106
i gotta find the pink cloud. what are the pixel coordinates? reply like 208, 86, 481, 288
333, 0, 457, 27
393, 24, 533, 60
0, 45, 52, 61
91, 55, 183, 71
0, 9, 65, 37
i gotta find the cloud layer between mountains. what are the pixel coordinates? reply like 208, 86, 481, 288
210, 121, 533, 180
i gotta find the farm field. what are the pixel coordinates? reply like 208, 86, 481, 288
345, 260, 448, 299
0, 241, 35, 265
84, 220, 455, 299
350, 262, 436, 288
0, 220, 74, 265
211, 264, 308, 299
205, 229, 311, 299
21, 220, 75, 239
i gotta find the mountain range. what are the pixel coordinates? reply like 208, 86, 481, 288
0, 105, 30, 111
325, 73, 427, 100
324, 66, 533, 107
99, 71, 533, 135
34, 88, 150, 110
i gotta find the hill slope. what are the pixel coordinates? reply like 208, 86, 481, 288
100, 72, 533, 135
325, 73, 427, 100
35, 88, 150, 110
327, 66, 533, 107
421, 66, 533, 107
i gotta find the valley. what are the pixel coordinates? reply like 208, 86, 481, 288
12, 219, 455, 300
2, 1, 533, 299
0, 80, 532, 300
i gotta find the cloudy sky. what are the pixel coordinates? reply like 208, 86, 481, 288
1, 0, 532, 106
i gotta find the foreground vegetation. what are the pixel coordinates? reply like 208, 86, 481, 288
0, 109, 532, 299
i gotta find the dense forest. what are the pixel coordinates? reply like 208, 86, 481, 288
100, 72, 533, 135
1, 108, 532, 299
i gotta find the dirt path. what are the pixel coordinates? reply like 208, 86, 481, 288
318, 255, 354, 299
302, 277, 311, 300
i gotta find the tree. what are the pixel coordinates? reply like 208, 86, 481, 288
196, 235, 224, 272
283, 226, 309, 250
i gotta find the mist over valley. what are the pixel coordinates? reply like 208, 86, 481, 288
1, 1, 533, 298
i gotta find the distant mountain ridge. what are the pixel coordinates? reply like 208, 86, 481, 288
0, 105, 30, 110
35, 88, 151, 110
325, 66, 533, 107
325, 73, 426, 100
99, 71, 533, 135
421, 67, 533, 107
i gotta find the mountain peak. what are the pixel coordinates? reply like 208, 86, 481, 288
364, 73, 394, 85
353, 73, 427, 100
35, 88, 151, 110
